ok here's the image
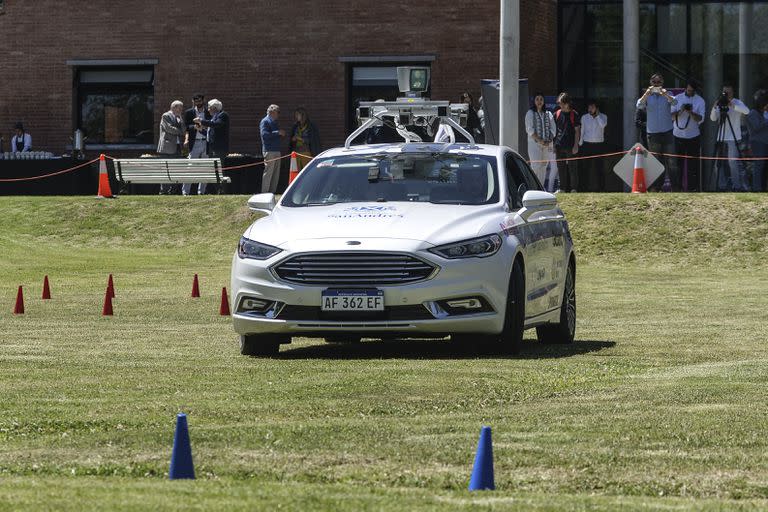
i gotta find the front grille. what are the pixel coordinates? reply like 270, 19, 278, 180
272, 252, 436, 286
277, 304, 435, 321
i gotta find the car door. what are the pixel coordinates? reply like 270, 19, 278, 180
505, 153, 566, 317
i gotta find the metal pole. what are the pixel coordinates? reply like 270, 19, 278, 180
623, 0, 639, 152
739, 2, 753, 104
703, 3, 723, 191
499, 0, 519, 150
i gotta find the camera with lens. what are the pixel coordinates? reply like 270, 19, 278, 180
683, 103, 693, 111
716, 92, 730, 110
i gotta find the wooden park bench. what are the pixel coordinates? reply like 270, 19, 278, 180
114, 158, 231, 192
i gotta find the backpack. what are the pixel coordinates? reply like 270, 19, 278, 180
555, 109, 576, 125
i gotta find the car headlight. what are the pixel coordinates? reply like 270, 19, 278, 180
429, 234, 502, 259
237, 237, 282, 260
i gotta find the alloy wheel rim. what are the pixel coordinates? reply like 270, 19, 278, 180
565, 267, 576, 335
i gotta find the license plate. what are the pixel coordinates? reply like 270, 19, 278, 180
321, 289, 384, 311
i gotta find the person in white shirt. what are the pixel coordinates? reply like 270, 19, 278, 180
524, 93, 555, 189
671, 80, 705, 191
11, 122, 32, 152
710, 84, 750, 191
579, 100, 608, 191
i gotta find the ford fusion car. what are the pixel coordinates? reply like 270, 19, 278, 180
230, 140, 576, 356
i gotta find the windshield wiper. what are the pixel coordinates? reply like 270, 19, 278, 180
303, 202, 339, 207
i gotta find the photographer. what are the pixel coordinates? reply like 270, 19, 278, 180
636, 73, 678, 191
710, 85, 749, 191
671, 80, 705, 191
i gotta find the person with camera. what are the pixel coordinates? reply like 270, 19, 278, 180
746, 89, 768, 192
710, 85, 749, 191
636, 73, 678, 191
671, 80, 705, 191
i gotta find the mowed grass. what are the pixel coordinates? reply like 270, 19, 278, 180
0, 194, 766, 511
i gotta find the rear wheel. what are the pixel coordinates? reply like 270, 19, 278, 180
498, 261, 525, 354
324, 335, 362, 344
239, 334, 281, 356
536, 261, 576, 344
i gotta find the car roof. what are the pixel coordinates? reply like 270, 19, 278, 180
316, 142, 510, 160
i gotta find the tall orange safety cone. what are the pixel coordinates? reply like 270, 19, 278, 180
96, 154, 114, 198
42, 275, 51, 300
13, 286, 25, 314
191, 274, 200, 298
102, 286, 114, 316
288, 151, 300, 185
631, 146, 647, 194
219, 287, 231, 316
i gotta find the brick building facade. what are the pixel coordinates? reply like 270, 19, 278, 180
0, 1, 556, 156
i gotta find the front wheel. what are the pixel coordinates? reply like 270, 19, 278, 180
239, 334, 281, 356
536, 261, 576, 344
498, 261, 525, 354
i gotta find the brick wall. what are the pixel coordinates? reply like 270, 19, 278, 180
0, 0, 556, 156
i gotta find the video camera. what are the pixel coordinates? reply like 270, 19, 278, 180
716, 92, 730, 110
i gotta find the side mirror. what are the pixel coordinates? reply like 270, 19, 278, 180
247, 193, 276, 214
521, 190, 557, 210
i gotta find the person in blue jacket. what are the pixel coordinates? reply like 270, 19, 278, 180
260, 104, 285, 193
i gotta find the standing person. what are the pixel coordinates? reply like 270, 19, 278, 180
579, 100, 608, 191
182, 93, 212, 195
10, 122, 32, 152
710, 84, 750, 191
157, 100, 185, 194
524, 93, 555, 187
671, 80, 705, 191
198, 99, 230, 159
553, 92, 581, 192
289, 107, 320, 170
260, 104, 285, 194
460, 92, 484, 142
636, 73, 678, 191
746, 90, 768, 192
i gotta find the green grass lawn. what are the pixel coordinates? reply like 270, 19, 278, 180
0, 194, 766, 511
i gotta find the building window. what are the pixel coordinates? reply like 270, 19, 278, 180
75, 67, 154, 146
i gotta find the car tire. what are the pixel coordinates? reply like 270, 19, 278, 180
239, 335, 281, 356
499, 261, 525, 354
324, 335, 362, 344
536, 261, 576, 344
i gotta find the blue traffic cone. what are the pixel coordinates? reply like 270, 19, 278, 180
169, 413, 195, 480
468, 426, 494, 491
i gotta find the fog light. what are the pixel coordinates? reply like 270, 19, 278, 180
240, 297, 271, 312
446, 298, 482, 309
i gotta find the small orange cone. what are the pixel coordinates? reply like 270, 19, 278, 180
631, 146, 647, 194
288, 151, 300, 184
107, 273, 115, 298
13, 286, 25, 314
42, 275, 51, 300
191, 274, 200, 298
96, 154, 114, 198
219, 287, 231, 316
102, 286, 113, 316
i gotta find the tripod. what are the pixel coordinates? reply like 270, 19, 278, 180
712, 105, 744, 191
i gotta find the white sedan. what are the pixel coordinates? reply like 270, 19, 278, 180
231, 142, 575, 356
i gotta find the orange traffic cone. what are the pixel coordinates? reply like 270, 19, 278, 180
102, 286, 113, 316
42, 275, 51, 300
288, 151, 300, 184
107, 273, 115, 298
96, 154, 114, 198
631, 146, 647, 194
13, 286, 25, 314
191, 274, 200, 298
219, 287, 231, 316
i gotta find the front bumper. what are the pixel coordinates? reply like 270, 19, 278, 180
230, 239, 515, 337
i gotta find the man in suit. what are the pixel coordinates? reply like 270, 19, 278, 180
157, 100, 185, 194
182, 93, 212, 195
198, 99, 229, 158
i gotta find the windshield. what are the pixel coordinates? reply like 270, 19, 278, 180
282, 153, 499, 206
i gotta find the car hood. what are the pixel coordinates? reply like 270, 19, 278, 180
245, 202, 504, 247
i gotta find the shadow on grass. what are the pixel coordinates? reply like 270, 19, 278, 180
275, 338, 616, 360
